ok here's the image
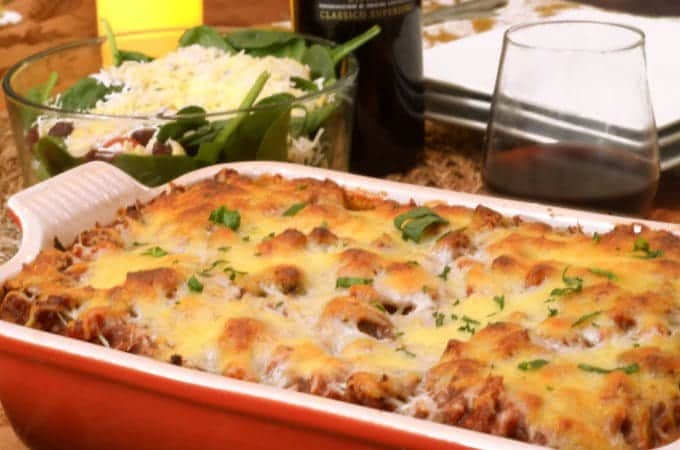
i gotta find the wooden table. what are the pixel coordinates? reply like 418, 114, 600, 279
0, 0, 678, 449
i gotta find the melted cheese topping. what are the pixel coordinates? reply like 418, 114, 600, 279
2, 170, 679, 450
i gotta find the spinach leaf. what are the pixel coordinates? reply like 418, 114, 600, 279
255, 104, 292, 162
58, 77, 122, 111
110, 153, 206, 186
118, 50, 154, 64
225, 29, 298, 49
329, 25, 380, 65
290, 101, 339, 138
21, 71, 59, 128
102, 19, 153, 66
177, 120, 227, 154
157, 105, 208, 143
302, 44, 335, 81
179, 25, 235, 53
196, 71, 270, 163
35, 136, 83, 176
248, 38, 307, 60
218, 93, 293, 163
291, 76, 318, 92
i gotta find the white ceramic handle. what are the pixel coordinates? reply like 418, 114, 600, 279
0, 162, 151, 282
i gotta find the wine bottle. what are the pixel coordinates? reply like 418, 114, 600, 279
291, 0, 424, 176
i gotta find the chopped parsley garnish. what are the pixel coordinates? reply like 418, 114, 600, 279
262, 232, 276, 241
632, 237, 663, 259
571, 311, 602, 328
450, 313, 458, 321
242, 236, 250, 242
131, 241, 148, 248
274, 301, 284, 309
187, 275, 203, 293
518, 359, 549, 371
282, 202, 307, 217
432, 311, 445, 327
395, 345, 416, 358
198, 259, 228, 277
141, 246, 167, 257
493, 295, 505, 311
548, 307, 558, 317
577, 363, 639, 375
209, 206, 240, 230
223, 266, 247, 281
217, 246, 231, 252
335, 277, 373, 288
438, 266, 451, 281
406, 260, 419, 266
394, 207, 449, 243
458, 316, 480, 334
592, 232, 601, 243
548, 267, 583, 299
588, 267, 617, 280
461, 316, 480, 325
370, 300, 386, 313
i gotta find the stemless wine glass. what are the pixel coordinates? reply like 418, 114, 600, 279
484, 21, 659, 216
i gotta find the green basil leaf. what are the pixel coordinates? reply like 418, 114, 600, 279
394, 207, 448, 243
588, 267, 617, 280
518, 359, 549, 371
578, 363, 639, 375
632, 237, 664, 259
179, 25, 235, 52
141, 246, 168, 257
187, 275, 203, 293
336, 277, 373, 288
208, 206, 240, 230
493, 295, 505, 311
571, 311, 602, 328
282, 202, 306, 217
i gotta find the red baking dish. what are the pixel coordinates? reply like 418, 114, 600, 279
0, 162, 677, 450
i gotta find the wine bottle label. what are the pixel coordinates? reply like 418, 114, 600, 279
314, 0, 416, 22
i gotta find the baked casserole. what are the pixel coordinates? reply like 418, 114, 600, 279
1, 169, 678, 450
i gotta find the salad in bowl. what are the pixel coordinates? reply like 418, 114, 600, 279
4, 24, 378, 186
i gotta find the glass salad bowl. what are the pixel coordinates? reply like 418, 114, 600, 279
3, 26, 363, 186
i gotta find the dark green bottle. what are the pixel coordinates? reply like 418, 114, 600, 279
291, 0, 425, 176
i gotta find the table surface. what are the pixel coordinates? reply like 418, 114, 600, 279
0, 0, 679, 448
